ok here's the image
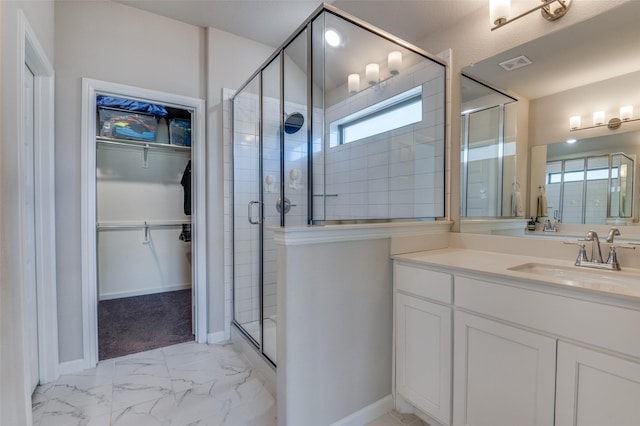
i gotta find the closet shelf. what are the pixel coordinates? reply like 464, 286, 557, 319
96, 136, 191, 153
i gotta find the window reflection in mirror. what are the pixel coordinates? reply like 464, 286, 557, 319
460, 75, 519, 218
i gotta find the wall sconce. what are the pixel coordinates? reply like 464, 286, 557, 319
490, 0, 572, 31
348, 74, 360, 94
366, 63, 379, 85
388, 51, 402, 75
570, 105, 639, 131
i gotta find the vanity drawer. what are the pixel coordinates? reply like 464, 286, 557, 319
455, 274, 640, 359
394, 262, 452, 304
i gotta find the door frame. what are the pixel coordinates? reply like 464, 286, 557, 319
81, 78, 207, 368
17, 9, 59, 385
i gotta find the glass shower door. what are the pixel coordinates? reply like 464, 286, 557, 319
233, 76, 262, 347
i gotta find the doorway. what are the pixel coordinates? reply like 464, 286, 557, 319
19, 10, 58, 389
81, 79, 207, 368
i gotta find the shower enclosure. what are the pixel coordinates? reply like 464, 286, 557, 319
232, 5, 446, 366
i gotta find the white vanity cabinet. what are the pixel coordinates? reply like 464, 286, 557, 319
452, 311, 556, 426
394, 263, 452, 426
555, 342, 640, 426
393, 251, 640, 426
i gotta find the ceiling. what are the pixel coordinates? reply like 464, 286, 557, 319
113, 0, 485, 48
114, 0, 639, 101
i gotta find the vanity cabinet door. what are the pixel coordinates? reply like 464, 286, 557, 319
453, 311, 556, 426
555, 341, 640, 426
396, 292, 452, 425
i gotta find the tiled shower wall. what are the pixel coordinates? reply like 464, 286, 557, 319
228, 89, 308, 328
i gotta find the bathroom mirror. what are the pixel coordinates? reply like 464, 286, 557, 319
530, 132, 639, 225
461, 1, 640, 231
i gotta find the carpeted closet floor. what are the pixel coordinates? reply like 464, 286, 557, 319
98, 289, 193, 360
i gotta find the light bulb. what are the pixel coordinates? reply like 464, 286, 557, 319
348, 74, 360, 94
490, 0, 510, 26
620, 105, 633, 121
593, 111, 605, 126
388, 51, 402, 75
569, 116, 581, 130
366, 63, 379, 85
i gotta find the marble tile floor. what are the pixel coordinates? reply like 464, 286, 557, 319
32, 341, 276, 426
32, 339, 427, 426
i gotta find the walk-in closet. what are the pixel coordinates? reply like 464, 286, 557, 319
95, 95, 194, 360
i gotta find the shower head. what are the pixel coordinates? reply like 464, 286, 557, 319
284, 112, 304, 134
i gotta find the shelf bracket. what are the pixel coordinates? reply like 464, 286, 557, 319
142, 221, 150, 244
143, 144, 149, 168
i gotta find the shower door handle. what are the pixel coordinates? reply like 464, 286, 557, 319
248, 201, 262, 224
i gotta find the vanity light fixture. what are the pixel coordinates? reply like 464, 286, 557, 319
348, 52, 403, 95
490, 0, 572, 31
570, 105, 639, 132
566, 139, 577, 144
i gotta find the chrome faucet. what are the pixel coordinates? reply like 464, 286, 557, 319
583, 230, 603, 263
565, 229, 635, 270
606, 227, 620, 243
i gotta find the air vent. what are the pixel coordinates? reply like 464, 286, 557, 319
498, 55, 532, 71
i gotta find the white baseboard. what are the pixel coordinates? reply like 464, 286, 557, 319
331, 394, 393, 426
58, 358, 89, 375
207, 331, 228, 344
99, 283, 191, 301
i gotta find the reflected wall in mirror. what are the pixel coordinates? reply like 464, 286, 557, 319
531, 132, 639, 225
460, 75, 519, 218
461, 1, 640, 232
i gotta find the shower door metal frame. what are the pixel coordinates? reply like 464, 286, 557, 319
231, 53, 285, 369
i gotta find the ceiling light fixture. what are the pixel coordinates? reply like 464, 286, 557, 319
490, 0, 572, 31
324, 28, 341, 47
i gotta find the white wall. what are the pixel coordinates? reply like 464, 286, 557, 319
277, 238, 394, 426
54, 0, 205, 363
97, 146, 192, 299
530, 70, 640, 147
1, 1, 54, 423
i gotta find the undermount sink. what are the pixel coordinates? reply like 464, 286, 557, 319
508, 262, 640, 290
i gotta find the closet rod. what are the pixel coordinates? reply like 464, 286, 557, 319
97, 221, 190, 231
96, 136, 191, 153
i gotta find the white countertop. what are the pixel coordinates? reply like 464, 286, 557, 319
393, 248, 640, 302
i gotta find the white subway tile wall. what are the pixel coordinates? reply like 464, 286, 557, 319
322, 59, 445, 220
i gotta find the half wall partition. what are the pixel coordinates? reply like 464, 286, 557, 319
232, 4, 446, 366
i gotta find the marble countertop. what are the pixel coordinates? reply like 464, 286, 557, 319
393, 248, 640, 302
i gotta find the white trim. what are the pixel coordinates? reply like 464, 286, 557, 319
81, 79, 207, 370
207, 331, 227, 344
18, 10, 59, 385
272, 221, 453, 246
330, 395, 394, 426
99, 283, 192, 301
58, 359, 89, 376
